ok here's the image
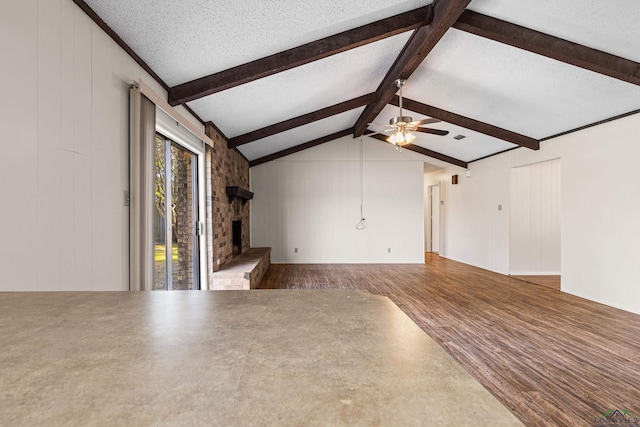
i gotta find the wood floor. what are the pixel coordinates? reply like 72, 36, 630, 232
512, 275, 561, 290
257, 254, 640, 427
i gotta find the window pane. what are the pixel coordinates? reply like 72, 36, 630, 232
170, 144, 197, 290
153, 134, 168, 290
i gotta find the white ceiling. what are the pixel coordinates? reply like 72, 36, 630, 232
410, 28, 640, 139
83, 0, 640, 168
468, 0, 640, 63
239, 109, 365, 160
187, 32, 412, 138
86, 0, 429, 86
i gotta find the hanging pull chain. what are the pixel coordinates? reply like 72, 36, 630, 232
356, 138, 367, 230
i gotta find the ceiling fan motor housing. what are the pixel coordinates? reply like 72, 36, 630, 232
390, 116, 413, 126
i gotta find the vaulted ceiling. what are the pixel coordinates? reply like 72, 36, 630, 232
77, 0, 640, 169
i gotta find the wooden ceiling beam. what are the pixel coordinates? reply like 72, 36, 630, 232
353, 0, 472, 137
364, 131, 468, 168
229, 93, 375, 149
392, 96, 540, 150
168, 6, 434, 106
453, 10, 640, 86
404, 144, 468, 168
249, 129, 352, 167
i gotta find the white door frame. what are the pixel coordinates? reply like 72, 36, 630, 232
156, 107, 208, 290
428, 184, 442, 253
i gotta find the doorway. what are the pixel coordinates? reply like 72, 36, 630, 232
429, 185, 440, 253
153, 133, 201, 290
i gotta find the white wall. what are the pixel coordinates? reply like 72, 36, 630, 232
509, 159, 561, 275
251, 137, 425, 263
0, 0, 200, 290
430, 113, 640, 314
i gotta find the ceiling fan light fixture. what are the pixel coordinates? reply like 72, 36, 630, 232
387, 130, 414, 146
405, 132, 416, 144
394, 131, 405, 143
370, 78, 445, 147
388, 79, 416, 146
390, 116, 413, 127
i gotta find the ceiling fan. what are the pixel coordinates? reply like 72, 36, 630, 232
367, 79, 448, 148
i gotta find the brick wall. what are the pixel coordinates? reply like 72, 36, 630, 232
205, 124, 251, 276
172, 147, 195, 289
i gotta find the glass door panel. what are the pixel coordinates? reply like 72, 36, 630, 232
153, 134, 168, 290
170, 143, 199, 290
153, 133, 200, 290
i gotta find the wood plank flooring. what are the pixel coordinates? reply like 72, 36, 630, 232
257, 254, 640, 427
512, 275, 561, 290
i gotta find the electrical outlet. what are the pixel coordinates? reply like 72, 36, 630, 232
498, 204, 502, 211
388, 248, 391, 253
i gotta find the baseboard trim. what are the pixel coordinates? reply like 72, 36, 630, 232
510, 272, 561, 276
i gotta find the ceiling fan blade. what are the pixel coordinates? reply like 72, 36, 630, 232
364, 128, 398, 139
414, 128, 449, 136
364, 131, 385, 138
366, 128, 394, 134
412, 118, 441, 126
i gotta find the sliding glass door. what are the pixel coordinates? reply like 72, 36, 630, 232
153, 133, 201, 290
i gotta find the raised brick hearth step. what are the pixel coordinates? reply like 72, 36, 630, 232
211, 247, 270, 290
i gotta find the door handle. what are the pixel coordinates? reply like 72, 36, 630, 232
194, 221, 203, 236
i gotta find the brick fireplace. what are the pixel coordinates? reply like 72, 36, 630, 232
232, 220, 242, 255
204, 124, 251, 286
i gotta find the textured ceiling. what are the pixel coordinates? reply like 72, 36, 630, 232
81, 0, 640, 168
85, 0, 428, 86
410, 29, 640, 139
468, 0, 640, 62
187, 33, 412, 138
238, 109, 365, 160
